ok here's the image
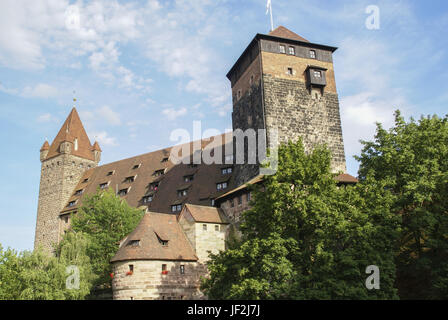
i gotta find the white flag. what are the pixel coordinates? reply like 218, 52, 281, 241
266, 0, 271, 15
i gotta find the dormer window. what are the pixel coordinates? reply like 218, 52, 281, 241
184, 175, 194, 182
314, 70, 321, 78
178, 189, 188, 197
132, 164, 141, 170
161, 157, 169, 163
106, 170, 114, 176
279, 45, 286, 54
118, 188, 129, 196
171, 204, 182, 212
142, 195, 153, 204
99, 182, 109, 190
309, 50, 316, 59
124, 176, 136, 183
67, 200, 77, 208
288, 46, 295, 55
154, 169, 165, 177
149, 182, 159, 191
82, 178, 89, 183
74, 189, 84, 196
127, 240, 140, 247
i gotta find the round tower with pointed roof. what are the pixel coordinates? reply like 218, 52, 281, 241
35, 107, 101, 253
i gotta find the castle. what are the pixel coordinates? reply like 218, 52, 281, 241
34, 26, 357, 300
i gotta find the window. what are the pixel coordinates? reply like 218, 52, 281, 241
74, 189, 83, 196
149, 182, 159, 191
74, 138, 78, 151
118, 188, 128, 196
129, 264, 134, 272
99, 182, 109, 190
279, 45, 286, 53
178, 189, 188, 197
287, 67, 293, 75
63, 216, 69, 223
215, 225, 219, 231
203, 224, 207, 231
161, 157, 169, 163
106, 171, 114, 176
180, 265, 185, 275
216, 182, 228, 190
288, 46, 295, 55
162, 264, 167, 271
142, 195, 153, 204
171, 204, 182, 212
221, 167, 232, 175
82, 178, 89, 183
313, 70, 321, 78
309, 50, 316, 59
211, 199, 215, 206
184, 175, 194, 182
128, 240, 140, 247
154, 169, 165, 177
124, 176, 135, 183
238, 195, 242, 205
67, 201, 76, 207
132, 164, 141, 170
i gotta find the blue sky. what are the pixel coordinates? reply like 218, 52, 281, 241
1, 0, 447, 251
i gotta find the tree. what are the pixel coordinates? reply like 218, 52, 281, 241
0, 239, 93, 300
202, 140, 400, 299
70, 188, 144, 287
356, 111, 448, 299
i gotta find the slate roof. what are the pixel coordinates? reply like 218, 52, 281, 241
110, 212, 198, 262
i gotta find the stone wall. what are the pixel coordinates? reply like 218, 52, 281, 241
262, 75, 346, 172
35, 154, 96, 253
112, 260, 206, 300
193, 222, 227, 263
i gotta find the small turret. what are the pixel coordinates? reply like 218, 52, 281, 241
40, 141, 50, 162
92, 141, 102, 163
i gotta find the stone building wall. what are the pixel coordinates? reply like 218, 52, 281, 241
35, 154, 96, 253
194, 222, 227, 262
112, 260, 206, 300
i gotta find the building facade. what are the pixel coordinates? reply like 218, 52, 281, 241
34, 26, 355, 299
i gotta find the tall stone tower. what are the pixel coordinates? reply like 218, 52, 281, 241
227, 26, 347, 185
35, 107, 101, 253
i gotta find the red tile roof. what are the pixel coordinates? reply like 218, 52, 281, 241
40, 141, 50, 151
45, 108, 95, 161
182, 204, 228, 224
110, 212, 198, 262
335, 173, 358, 184
268, 26, 309, 42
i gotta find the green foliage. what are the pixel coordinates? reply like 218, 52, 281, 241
71, 188, 144, 287
356, 111, 448, 299
202, 140, 400, 299
0, 238, 93, 300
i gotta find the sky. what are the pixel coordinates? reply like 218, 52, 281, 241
0, 0, 447, 251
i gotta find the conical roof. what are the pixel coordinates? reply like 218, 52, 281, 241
268, 26, 309, 42
111, 212, 198, 262
40, 141, 50, 151
45, 108, 95, 161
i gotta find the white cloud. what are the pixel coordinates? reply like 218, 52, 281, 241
22, 83, 58, 99
97, 105, 121, 126
36, 113, 58, 123
89, 131, 118, 146
162, 107, 187, 120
